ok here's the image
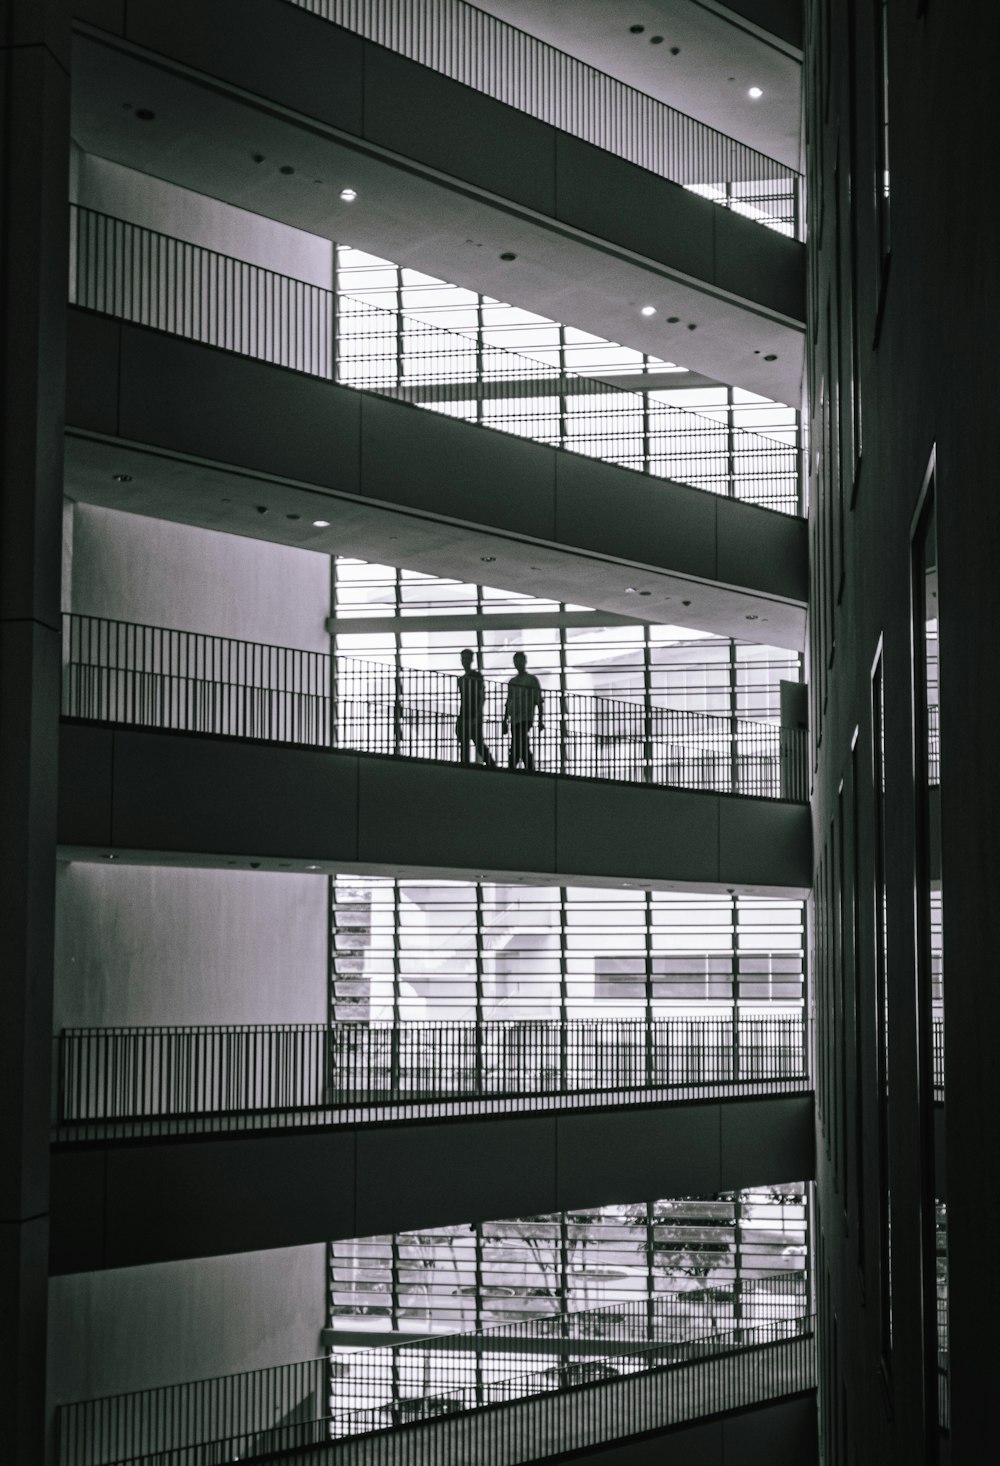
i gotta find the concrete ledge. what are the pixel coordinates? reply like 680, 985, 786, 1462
49, 1094, 814, 1272
65, 312, 808, 647
58, 723, 813, 895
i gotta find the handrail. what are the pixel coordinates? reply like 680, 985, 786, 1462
54, 1014, 808, 1136
61, 613, 810, 801
69, 205, 802, 515
56, 1299, 812, 1466
284, 0, 803, 239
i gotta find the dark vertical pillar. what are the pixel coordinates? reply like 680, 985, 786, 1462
0, 1, 69, 1459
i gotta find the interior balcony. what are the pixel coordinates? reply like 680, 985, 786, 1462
48, 1187, 816, 1466
71, 0, 805, 404
53, 1306, 816, 1466
66, 296, 807, 647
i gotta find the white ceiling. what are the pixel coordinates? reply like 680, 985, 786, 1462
72, 34, 804, 406
474, 0, 802, 169
65, 433, 807, 650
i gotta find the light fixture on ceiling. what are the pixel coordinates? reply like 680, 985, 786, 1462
748, 86, 764, 99
112, 473, 132, 482
746, 613, 759, 620
640, 305, 657, 317
481, 555, 496, 563
624, 586, 637, 594
313, 519, 331, 528
339, 187, 358, 202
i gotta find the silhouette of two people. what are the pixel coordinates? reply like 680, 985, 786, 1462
456, 649, 545, 771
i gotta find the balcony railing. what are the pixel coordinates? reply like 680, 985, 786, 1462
284, 0, 803, 239
56, 1295, 813, 1466
62, 614, 810, 801
54, 1013, 808, 1139
70, 205, 802, 515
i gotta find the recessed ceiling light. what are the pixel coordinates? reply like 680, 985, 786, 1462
629, 24, 645, 34
748, 86, 764, 99
640, 305, 657, 317
639, 590, 652, 596
499, 251, 517, 261
104, 852, 117, 860
481, 555, 496, 562
112, 473, 132, 482
280, 165, 295, 175
339, 187, 358, 202
286, 513, 300, 520
313, 519, 331, 528
650, 35, 664, 44
764, 353, 778, 362
624, 586, 637, 594
135, 108, 155, 121
746, 613, 759, 620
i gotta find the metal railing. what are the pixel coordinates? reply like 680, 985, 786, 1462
62, 614, 810, 801
56, 1297, 813, 1466
284, 0, 803, 239
54, 1014, 808, 1136
70, 205, 802, 515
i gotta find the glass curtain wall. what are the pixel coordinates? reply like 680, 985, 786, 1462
330, 881, 804, 1024
335, 245, 801, 514
328, 1187, 809, 1338
332, 558, 800, 724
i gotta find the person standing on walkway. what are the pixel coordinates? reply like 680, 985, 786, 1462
503, 651, 544, 771
456, 648, 496, 767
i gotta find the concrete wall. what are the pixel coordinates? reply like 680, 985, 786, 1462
67, 502, 330, 651
46, 1242, 326, 1404
53, 864, 327, 1028
58, 506, 331, 1028
72, 151, 333, 288
808, 2, 997, 1460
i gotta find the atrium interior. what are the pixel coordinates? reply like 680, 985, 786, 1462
1, 1, 985, 1464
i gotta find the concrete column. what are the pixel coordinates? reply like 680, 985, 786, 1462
0, 1, 69, 1459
